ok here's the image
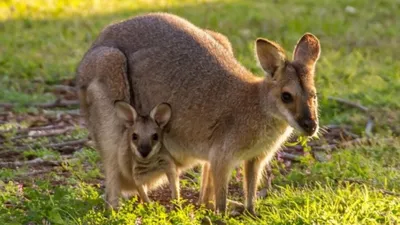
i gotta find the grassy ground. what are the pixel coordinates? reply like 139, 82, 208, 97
0, 0, 399, 224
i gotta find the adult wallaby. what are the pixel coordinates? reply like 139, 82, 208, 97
82, 12, 321, 214
77, 59, 178, 208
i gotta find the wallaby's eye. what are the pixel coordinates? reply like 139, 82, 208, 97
281, 92, 293, 103
132, 133, 138, 141
152, 134, 159, 141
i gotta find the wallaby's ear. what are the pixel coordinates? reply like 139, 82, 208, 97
293, 33, 321, 72
150, 103, 172, 129
255, 38, 287, 77
114, 101, 137, 124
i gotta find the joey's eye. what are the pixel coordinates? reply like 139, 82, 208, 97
152, 134, 159, 141
281, 92, 293, 103
132, 133, 138, 141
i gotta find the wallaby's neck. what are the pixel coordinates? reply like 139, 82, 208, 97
233, 75, 290, 143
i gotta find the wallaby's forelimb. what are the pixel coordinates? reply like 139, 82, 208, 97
199, 163, 215, 209
243, 157, 265, 215
210, 155, 233, 214
166, 166, 180, 200
137, 185, 151, 203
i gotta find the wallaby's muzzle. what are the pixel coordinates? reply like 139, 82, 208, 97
138, 145, 152, 158
299, 118, 318, 136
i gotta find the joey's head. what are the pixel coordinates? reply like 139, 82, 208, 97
255, 33, 321, 136
114, 101, 172, 160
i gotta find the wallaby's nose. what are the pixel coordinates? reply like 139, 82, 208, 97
139, 145, 152, 158
301, 119, 317, 135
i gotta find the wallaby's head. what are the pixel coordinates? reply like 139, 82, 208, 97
114, 101, 172, 159
255, 33, 321, 136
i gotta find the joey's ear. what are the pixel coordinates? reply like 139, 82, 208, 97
255, 38, 287, 77
114, 101, 137, 124
293, 33, 321, 72
150, 103, 172, 129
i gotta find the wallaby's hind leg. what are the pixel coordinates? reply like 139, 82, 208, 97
80, 46, 130, 210
104, 157, 122, 209
87, 81, 124, 209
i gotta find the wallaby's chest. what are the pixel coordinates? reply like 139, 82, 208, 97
131, 153, 171, 184
235, 123, 293, 161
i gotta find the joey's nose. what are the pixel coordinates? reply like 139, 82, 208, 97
301, 119, 317, 135
139, 145, 152, 158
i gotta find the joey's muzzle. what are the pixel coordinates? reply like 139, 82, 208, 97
138, 145, 152, 158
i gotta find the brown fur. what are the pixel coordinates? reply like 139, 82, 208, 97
78, 13, 321, 214
204, 29, 234, 55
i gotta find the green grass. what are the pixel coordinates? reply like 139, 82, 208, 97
0, 0, 399, 224
1, 142, 400, 224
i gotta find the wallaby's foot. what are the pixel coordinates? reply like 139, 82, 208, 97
229, 202, 259, 218
105, 198, 119, 211
138, 195, 151, 204
198, 195, 215, 210
104, 188, 120, 210
206, 201, 215, 211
